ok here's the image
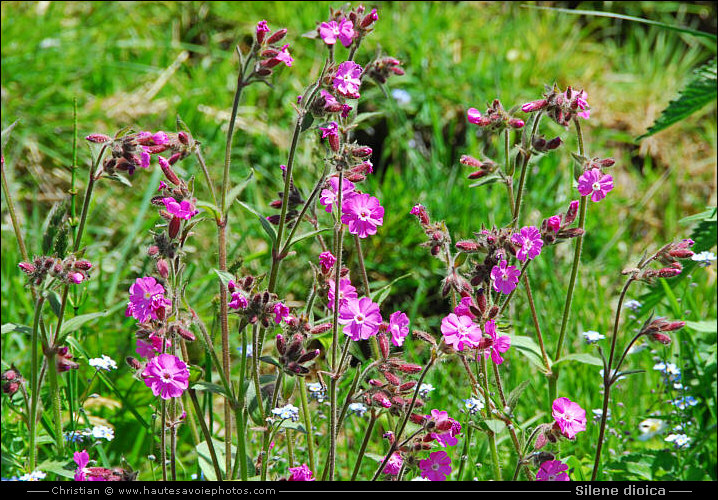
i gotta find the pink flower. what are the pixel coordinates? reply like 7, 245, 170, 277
256, 20, 270, 37
162, 197, 198, 220
273, 302, 290, 324
135, 333, 169, 359
388, 310, 410, 347
319, 177, 356, 213
142, 353, 189, 399
73, 450, 90, 481
482, 319, 511, 365
152, 131, 169, 145
491, 260, 520, 295
320, 89, 340, 110
536, 460, 570, 481
275, 44, 293, 67
319, 18, 354, 47
546, 215, 561, 233
577, 168, 613, 202
328, 278, 358, 311
319, 251, 336, 272
158, 180, 168, 191
453, 295, 476, 319
140, 150, 151, 169
288, 463, 314, 481
338, 296, 382, 341
552, 397, 587, 439
229, 291, 248, 310
511, 226, 543, 262
319, 121, 339, 138
383, 453, 403, 476
567, 89, 590, 119
419, 451, 452, 481
440, 313, 482, 351
126, 277, 170, 323
467, 107, 490, 126
426, 409, 461, 447
341, 192, 384, 238
333, 61, 363, 98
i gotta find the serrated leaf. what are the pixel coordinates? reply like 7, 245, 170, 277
638, 59, 717, 139
1, 323, 32, 335
554, 353, 603, 367
236, 201, 276, 244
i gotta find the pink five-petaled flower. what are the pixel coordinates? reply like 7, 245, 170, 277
320, 89, 340, 109
552, 397, 587, 439
73, 450, 90, 481
319, 121, 338, 138
577, 168, 613, 202
287, 463, 315, 481
440, 313, 482, 351
319, 18, 354, 47
341, 192, 384, 238
142, 353, 190, 400
453, 295, 476, 319
536, 460, 570, 481
383, 453, 403, 476
273, 302, 290, 324
491, 260, 521, 295
467, 107, 490, 126
419, 451, 452, 481
546, 215, 561, 233
338, 296, 382, 341
319, 251, 336, 273
482, 319, 511, 365
328, 278, 358, 311
511, 225, 544, 262
135, 333, 170, 359
276, 44, 293, 67
126, 277, 170, 323
161, 197, 198, 220
319, 177, 356, 213
388, 311, 410, 347
567, 89, 590, 119
427, 409, 461, 447
333, 61, 362, 99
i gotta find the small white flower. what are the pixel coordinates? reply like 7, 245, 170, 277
665, 433, 691, 448
418, 383, 434, 398
18, 470, 46, 481
307, 382, 326, 403
582, 330, 605, 344
88, 355, 117, 372
347, 402, 368, 417
272, 404, 299, 422
691, 251, 716, 267
624, 299, 642, 312
391, 89, 412, 106
91, 425, 115, 441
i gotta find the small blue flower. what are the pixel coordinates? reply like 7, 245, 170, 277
691, 251, 716, 267
307, 382, 326, 403
463, 396, 484, 415
271, 404, 299, 422
672, 396, 698, 411
624, 299, 642, 312
347, 402, 368, 417
665, 433, 691, 448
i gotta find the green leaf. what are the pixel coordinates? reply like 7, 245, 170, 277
510, 335, 549, 372
196, 200, 222, 221
1, 323, 32, 335
38, 459, 76, 480
212, 268, 235, 287
483, 419, 507, 434
300, 112, 315, 132
564, 455, 588, 481
236, 200, 276, 244
191, 381, 229, 398
225, 169, 255, 208
370, 273, 413, 306
105, 173, 134, 187
60, 311, 109, 335
553, 353, 603, 367
259, 355, 281, 368
1, 118, 20, 152
44, 290, 63, 319
279, 420, 307, 434
469, 174, 503, 188
507, 379, 531, 411
196, 439, 235, 481
638, 59, 717, 140
685, 321, 718, 334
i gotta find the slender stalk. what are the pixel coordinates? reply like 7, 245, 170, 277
480, 355, 502, 480
457, 422, 473, 480
298, 378, 316, 473
188, 388, 223, 480
261, 373, 284, 480
237, 324, 249, 481
161, 399, 167, 481
46, 351, 65, 455
1, 151, 30, 262
351, 412, 377, 480
28, 297, 45, 471
512, 111, 543, 226
354, 234, 380, 359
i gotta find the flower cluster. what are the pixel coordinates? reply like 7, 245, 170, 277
467, 99, 525, 132
18, 255, 92, 287
521, 84, 590, 127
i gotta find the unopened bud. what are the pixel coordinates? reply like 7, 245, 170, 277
156, 259, 169, 279
85, 133, 112, 143
266, 28, 288, 45
396, 363, 422, 374
177, 328, 196, 342
377, 332, 390, 359
456, 240, 481, 253
168, 216, 181, 239
297, 349, 320, 364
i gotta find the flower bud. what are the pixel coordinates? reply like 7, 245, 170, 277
169, 216, 181, 239
158, 156, 181, 185
372, 392, 392, 408
177, 328, 196, 342
456, 240, 481, 253
85, 133, 112, 143
384, 371, 401, 386
74, 260, 93, 271
377, 332, 390, 360
276, 334, 286, 356
18, 262, 35, 274
297, 349, 320, 364
266, 28, 288, 45
521, 99, 548, 113
361, 8, 378, 28
649, 332, 672, 345
156, 259, 170, 279
396, 363, 422, 374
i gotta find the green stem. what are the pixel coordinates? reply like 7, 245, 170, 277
46, 352, 65, 455
512, 111, 543, 226
188, 388, 224, 481
480, 355, 501, 480
28, 297, 45, 472
351, 412, 377, 480
298, 378, 316, 473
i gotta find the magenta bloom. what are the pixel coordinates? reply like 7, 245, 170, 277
328, 278, 358, 311
419, 451, 452, 481
162, 197, 198, 220
126, 277, 170, 323
536, 460, 570, 481
319, 18, 354, 47
320, 89, 340, 109
511, 226, 543, 262
341, 192, 384, 238
288, 463, 314, 481
319, 121, 339, 138
491, 260, 520, 294
440, 313, 482, 351
383, 453, 403, 476
426, 409, 461, 447
319, 177, 355, 213
453, 295, 476, 319
319, 251, 336, 272
140, 150, 151, 169
546, 215, 561, 233
467, 107, 482, 124
73, 450, 90, 481
333, 61, 362, 98
388, 310, 410, 347
567, 89, 590, 119
229, 291, 248, 310
142, 353, 190, 399
338, 296, 382, 341
152, 131, 169, 145
276, 44, 293, 67
552, 397, 587, 439
482, 319, 511, 365
577, 168, 613, 202
273, 302, 290, 324
135, 333, 169, 359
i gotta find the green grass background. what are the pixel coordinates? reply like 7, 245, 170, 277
1, 1, 716, 481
